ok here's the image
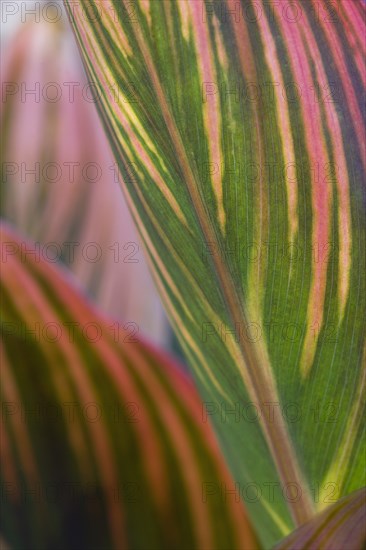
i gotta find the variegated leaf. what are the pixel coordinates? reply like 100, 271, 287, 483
0, 223, 257, 549
64, 0, 366, 545
273, 487, 366, 550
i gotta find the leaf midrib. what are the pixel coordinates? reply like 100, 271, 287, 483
129, 2, 315, 527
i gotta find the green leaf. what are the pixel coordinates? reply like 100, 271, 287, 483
64, 0, 366, 545
273, 487, 366, 550
0, 223, 258, 549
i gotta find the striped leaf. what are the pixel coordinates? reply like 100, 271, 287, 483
0, 16, 166, 344
0, 223, 258, 549
273, 487, 366, 550
64, 0, 366, 546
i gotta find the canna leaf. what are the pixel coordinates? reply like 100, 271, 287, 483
64, 0, 366, 546
273, 487, 366, 550
0, 223, 258, 550
0, 16, 167, 345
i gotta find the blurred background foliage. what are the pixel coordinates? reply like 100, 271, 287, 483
1, 0, 180, 352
